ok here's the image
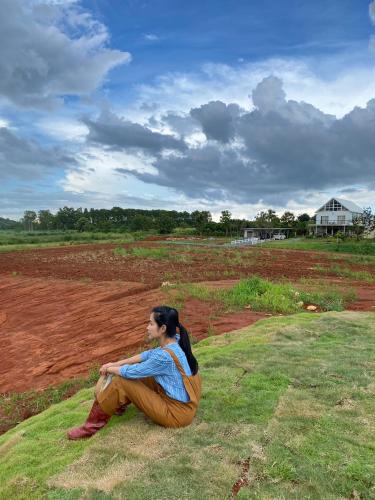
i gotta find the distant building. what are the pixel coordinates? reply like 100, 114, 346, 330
313, 197, 363, 236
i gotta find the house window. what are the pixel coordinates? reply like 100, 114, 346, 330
337, 215, 346, 224
321, 216, 328, 224
322, 199, 344, 211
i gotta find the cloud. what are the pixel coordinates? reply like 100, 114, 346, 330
149, 112, 198, 137
370, 1, 375, 50
252, 76, 286, 113
0, 126, 75, 180
0, 0, 130, 109
83, 110, 187, 153
116, 76, 375, 206
134, 58, 375, 121
144, 33, 159, 42
370, 1, 375, 24
190, 101, 241, 142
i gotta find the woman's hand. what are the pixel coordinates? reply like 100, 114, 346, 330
99, 363, 113, 376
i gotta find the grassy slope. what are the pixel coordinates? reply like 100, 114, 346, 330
0, 312, 375, 499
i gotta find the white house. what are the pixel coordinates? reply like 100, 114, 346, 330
313, 197, 363, 236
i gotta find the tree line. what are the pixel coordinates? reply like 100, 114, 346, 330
16, 207, 313, 236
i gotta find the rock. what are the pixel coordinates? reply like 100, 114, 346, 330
161, 281, 175, 287
306, 305, 317, 311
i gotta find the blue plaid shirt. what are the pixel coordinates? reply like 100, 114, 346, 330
119, 337, 192, 403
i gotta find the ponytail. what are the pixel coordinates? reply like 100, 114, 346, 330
177, 322, 198, 375
152, 305, 199, 375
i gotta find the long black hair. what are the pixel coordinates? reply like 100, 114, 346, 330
152, 305, 198, 375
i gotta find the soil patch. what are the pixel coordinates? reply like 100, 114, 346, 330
0, 276, 266, 395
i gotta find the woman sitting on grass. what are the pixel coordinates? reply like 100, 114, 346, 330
68, 305, 201, 440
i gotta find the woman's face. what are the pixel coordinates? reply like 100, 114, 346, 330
147, 313, 166, 341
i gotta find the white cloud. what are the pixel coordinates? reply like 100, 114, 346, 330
37, 118, 89, 141
0, 0, 131, 109
0, 117, 10, 128
370, 1, 375, 24
129, 58, 375, 120
144, 33, 159, 42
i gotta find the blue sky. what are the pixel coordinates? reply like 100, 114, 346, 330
1, 0, 375, 220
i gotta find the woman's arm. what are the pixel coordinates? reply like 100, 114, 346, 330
100, 354, 142, 375
110, 354, 142, 367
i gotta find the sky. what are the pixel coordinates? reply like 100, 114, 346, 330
1, 0, 375, 221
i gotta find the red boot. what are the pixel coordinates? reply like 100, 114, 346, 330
114, 403, 128, 416
68, 400, 111, 440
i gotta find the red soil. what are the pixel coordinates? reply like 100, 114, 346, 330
0, 276, 265, 394
0, 241, 366, 283
0, 243, 374, 394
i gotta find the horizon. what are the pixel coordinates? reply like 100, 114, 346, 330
1, 0, 375, 220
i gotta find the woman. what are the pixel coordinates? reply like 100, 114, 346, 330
68, 306, 201, 440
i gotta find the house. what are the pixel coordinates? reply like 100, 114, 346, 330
313, 197, 363, 236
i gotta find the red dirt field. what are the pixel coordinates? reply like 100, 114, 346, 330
1, 241, 371, 283
1, 243, 375, 395
0, 276, 266, 394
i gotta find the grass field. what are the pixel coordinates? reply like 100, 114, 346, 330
1, 311, 374, 499
266, 237, 375, 256
0, 230, 147, 252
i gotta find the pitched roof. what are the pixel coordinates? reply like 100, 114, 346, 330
316, 197, 364, 213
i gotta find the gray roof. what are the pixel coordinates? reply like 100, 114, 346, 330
316, 197, 363, 213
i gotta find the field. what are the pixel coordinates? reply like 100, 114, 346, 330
1, 237, 375, 434
1, 236, 375, 497
1, 312, 374, 499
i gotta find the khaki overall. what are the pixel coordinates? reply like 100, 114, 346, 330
96, 348, 202, 428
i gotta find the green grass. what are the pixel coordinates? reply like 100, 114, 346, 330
113, 246, 192, 262
313, 263, 374, 282
329, 264, 374, 282
167, 276, 354, 314
1, 312, 375, 498
265, 237, 375, 256
0, 231, 145, 252
0, 367, 100, 435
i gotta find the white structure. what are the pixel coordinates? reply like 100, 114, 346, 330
314, 198, 363, 236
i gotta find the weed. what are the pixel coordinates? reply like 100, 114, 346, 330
171, 277, 354, 315
113, 247, 128, 256
329, 264, 374, 282
313, 264, 326, 273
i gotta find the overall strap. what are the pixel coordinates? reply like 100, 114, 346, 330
163, 347, 201, 405
163, 347, 186, 376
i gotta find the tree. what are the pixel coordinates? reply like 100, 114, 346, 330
362, 207, 375, 232
297, 213, 310, 223
295, 213, 311, 236
220, 210, 232, 236
255, 209, 279, 228
280, 211, 295, 227
75, 217, 91, 232
352, 207, 375, 239
352, 215, 365, 240
55, 206, 77, 230
130, 214, 154, 231
22, 210, 37, 231
158, 215, 175, 234
38, 210, 55, 230
191, 210, 212, 235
